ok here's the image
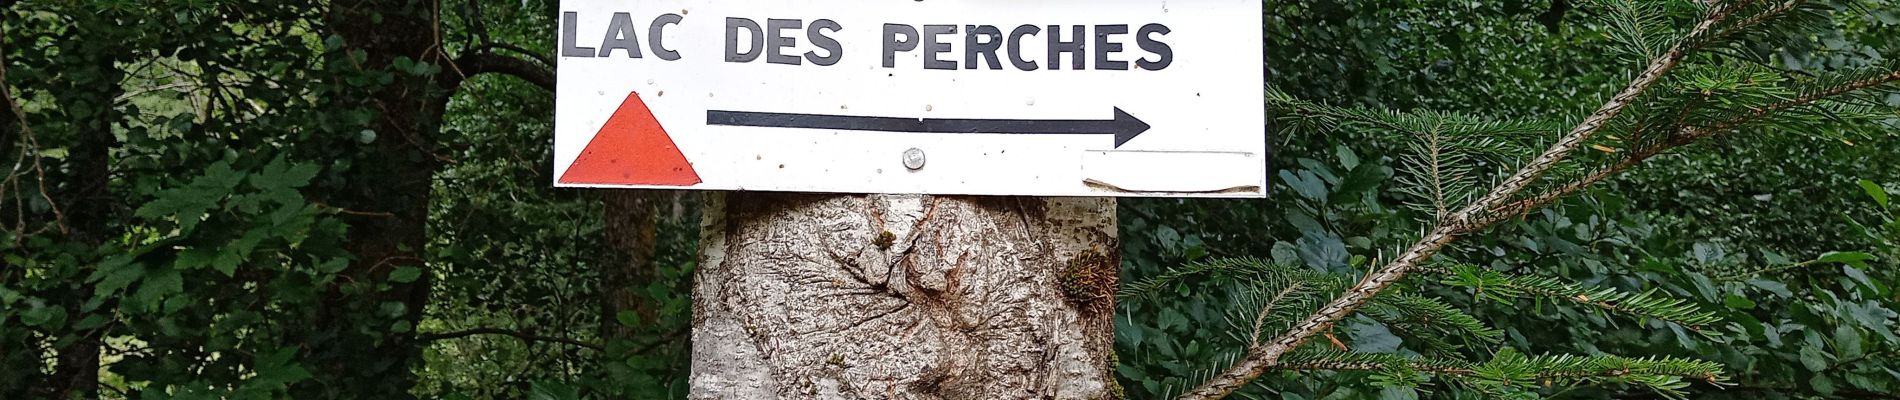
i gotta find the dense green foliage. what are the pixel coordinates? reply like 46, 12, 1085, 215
2, 0, 1896, 399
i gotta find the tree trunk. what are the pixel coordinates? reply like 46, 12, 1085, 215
43, 27, 122, 399
293, 1, 450, 396
600, 190, 661, 341
690, 193, 1121, 399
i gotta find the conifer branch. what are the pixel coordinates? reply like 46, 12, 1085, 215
1249, 283, 1306, 347
1480, 66, 1899, 223
1698, 0, 1803, 48
1424, 129, 1451, 220
1440, 264, 1722, 329
1176, 4, 1742, 398
1445, 1, 1736, 232
1273, 348, 1727, 398
1274, 349, 1475, 375
1680, 67, 1900, 142
1275, 355, 1719, 382
1363, 293, 1504, 354
1478, 154, 1653, 226
1468, 350, 1728, 398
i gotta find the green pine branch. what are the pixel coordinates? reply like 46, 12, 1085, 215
1477, 61, 1900, 226
1276, 348, 1476, 375
1469, 348, 1728, 399
1437, 264, 1722, 330
1587, 0, 1678, 60
1271, 90, 1561, 220
1272, 347, 1727, 399
1129, 258, 1512, 364
1363, 293, 1505, 355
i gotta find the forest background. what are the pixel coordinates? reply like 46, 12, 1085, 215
2, 0, 1898, 399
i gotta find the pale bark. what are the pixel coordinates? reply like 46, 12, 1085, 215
691, 193, 1120, 399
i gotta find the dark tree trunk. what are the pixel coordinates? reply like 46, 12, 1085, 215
40, 28, 123, 400
600, 190, 662, 342
292, 0, 454, 396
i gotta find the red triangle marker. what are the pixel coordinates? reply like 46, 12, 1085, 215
560, 91, 701, 186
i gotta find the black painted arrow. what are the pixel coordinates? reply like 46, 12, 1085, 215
705, 107, 1151, 148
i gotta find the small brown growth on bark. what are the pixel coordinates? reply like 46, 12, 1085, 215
1060, 250, 1118, 313
873, 230, 896, 250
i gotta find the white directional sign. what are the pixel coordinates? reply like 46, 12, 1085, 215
553, 0, 1266, 197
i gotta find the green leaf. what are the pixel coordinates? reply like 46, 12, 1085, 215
1693, 242, 1724, 264
1811, 374, 1838, 396
1684, 272, 1719, 303
1834, 325, 1863, 359
134, 267, 185, 309
1279, 169, 1329, 201
213, 253, 241, 278
1155, 226, 1181, 252
1816, 251, 1876, 265
20, 304, 61, 327
1296, 233, 1348, 271
175, 247, 217, 270
135, 161, 244, 232
616, 310, 641, 327
1746, 279, 1792, 298
317, 258, 350, 274
1336, 145, 1360, 170
1157, 307, 1188, 331
1799, 345, 1829, 371
1859, 179, 1889, 209
1330, 161, 1389, 203
94, 261, 147, 297
251, 157, 321, 191
1348, 319, 1403, 353
73, 314, 110, 330
387, 266, 423, 283
246, 347, 312, 389
1285, 209, 1326, 235
1270, 242, 1301, 266
378, 302, 408, 318
1841, 265, 1879, 293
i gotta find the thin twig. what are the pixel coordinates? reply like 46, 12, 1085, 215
0, 35, 68, 236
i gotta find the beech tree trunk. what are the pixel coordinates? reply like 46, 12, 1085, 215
690, 193, 1121, 399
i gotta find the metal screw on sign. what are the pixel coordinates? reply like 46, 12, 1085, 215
902, 148, 927, 170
